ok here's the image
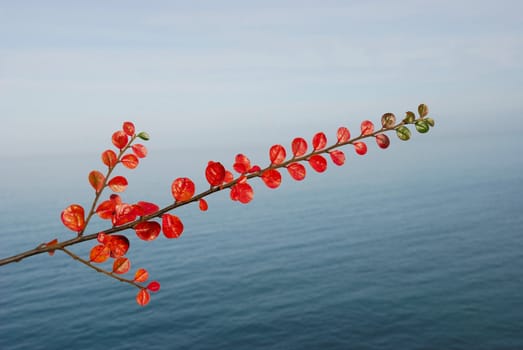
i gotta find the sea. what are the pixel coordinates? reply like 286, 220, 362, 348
1, 128, 522, 350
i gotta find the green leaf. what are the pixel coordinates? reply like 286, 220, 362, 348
396, 126, 411, 141
381, 113, 396, 128
425, 117, 435, 127
415, 120, 430, 133
137, 131, 150, 141
418, 104, 429, 118
403, 111, 415, 124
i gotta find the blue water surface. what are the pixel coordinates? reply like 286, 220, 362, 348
1, 130, 522, 349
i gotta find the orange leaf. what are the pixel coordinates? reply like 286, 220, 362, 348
134, 201, 159, 216
134, 268, 149, 283
312, 132, 327, 150
171, 177, 195, 202
96, 200, 116, 220
199, 198, 208, 211
101, 149, 118, 167
121, 154, 139, 169
112, 130, 128, 149
108, 176, 128, 192
309, 155, 327, 172
261, 169, 282, 189
105, 234, 130, 258
360, 120, 374, 136
113, 203, 137, 226
136, 288, 151, 306
122, 121, 135, 136
89, 244, 111, 263
131, 144, 148, 158
291, 137, 308, 157
354, 142, 367, 155
205, 161, 226, 186
269, 144, 286, 164
61, 204, 86, 232
337, 126, 351, 143
329, 150, 345, 166
45, 238, 59, 256
88, 170, 105, 193
162, 214, 184, 239
112, 257, 131, 274
135, 221, 161, 241
287, 162, 306, 181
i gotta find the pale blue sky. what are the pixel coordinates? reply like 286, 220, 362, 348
1, 0, 522, 156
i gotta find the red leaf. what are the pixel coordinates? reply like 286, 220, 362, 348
360, 120, 374, 136
354, 142, 367, 155
233, 154, 251, 174
147, 281, 161, 292
269, 144, 286, 164
329, 150, 346, 166
89, 244, 111, 263
134, 201, 159, 216
45, 238, 58, 256
61, 204, 85, 232
312, 132, 327, 150
106, 234, 130, 258
121, 154, 139, 169
112, 130, 128, 149
132, 144, 148, 158
248, 165, 261, 173
97, 232, 108, 244
88, 170, 105, 193
135, 221, 161, 241
162, 214, 184, 239
205, 161, 226, 186
113, 257, 131, 274
136, 289, 150, 306
108, 176, 128, 192
223, 170, 234, 184
337, 127, 351, 143
287, 163, 306, 181
96, 200, 116, 220
375, 134, 390, 149
113, 203, 137, 226
134, 268, 149, 283
199, 198, 208, 211
230, 182, 254, 204
123, 121, 135, 136
101, 149, 118, 167
291, 137, 308, 157
261, 169, 282, 189
171, 177, 195, 202
309, 155, 327, 172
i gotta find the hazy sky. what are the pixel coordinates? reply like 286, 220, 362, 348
1, 0, 522, 156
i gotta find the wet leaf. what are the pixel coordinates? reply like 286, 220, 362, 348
121, 154, 139, 169
396, 126, 411, 141
291, 137, 308, 157
88, 170, 105, 193
354, 142, 367, 155
89, 244, 111, 263
287, 162, 306, 181
162, 214, 184, 239
415, 120, 430, 133
112, 130, 128, 149
108, 176, 128, 192
375, 134, 391, 149
418, 104, 429, 118
134, 268, 149, 283
261, 169, 282, 189
312, 132, 327, 150
309, 155, 327, 172
136, 288, 150, 306
329, 150, 345, 166
61, 204, 85, 232
147, 281, 161, 292
381, 113, 396, 128
360, 120, 374, 136
131, 144, 148, 158
337, 127, 350, 143
171, 177, 195, 202
205, 161, 226, 186
101, 149, 118, 167
135, 221, 161, 241
113, 257, 131, 274
269, 144, 286, 164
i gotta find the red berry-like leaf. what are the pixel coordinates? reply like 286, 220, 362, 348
131, 144, 148, 158
171, 177, 195, 202
134, 201, 160, 216
261, 169, 282, 189
337, 126, 351, 143
147, 281, 161, 292
61, 204, 86, 232
360, 120, 374, 136
354, 142, 368, 155
88, 170, 105, 193
134, 268, 149, 283
199, 198, 208, 211
205, 161, 226, 186
309, 155, 327, 172
233, 154, 251, 174
90, 244, 111, 263
249, 165, 261, 173
101, 149, 118, 167
375, 134, 391, 149
223, 170, 234, 184
162, 214, 184, 239
106, 234, 130, 258
269, 144, 286, 165
123, 121, 135, 136
113, 203, 137, 226
112, 130, 128, 149
108, 176, 128, 192
135, 221, 161, 241
287, 162, 306, 181
113, 257, 131, 274
312, 132, 327, 150
230, 182, 254, 204
136, 288, 150, 306
329, 150, 346, 166
291, 137, 308, 157
121, 154, 139, 169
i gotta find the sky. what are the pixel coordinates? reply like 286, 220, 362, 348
1, 0, 522, 157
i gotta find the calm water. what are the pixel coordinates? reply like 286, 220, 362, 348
1, 131, 522, 349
